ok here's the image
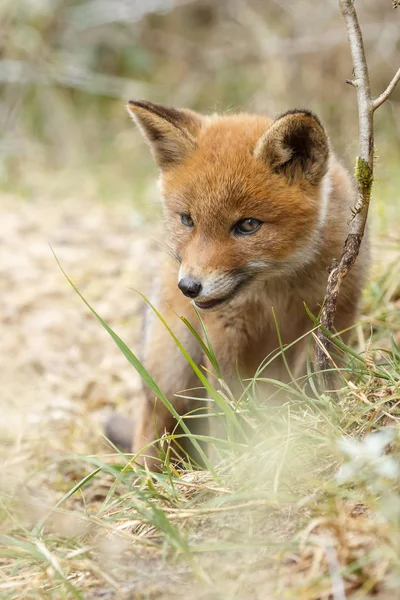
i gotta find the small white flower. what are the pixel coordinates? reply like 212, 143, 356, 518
336, 429, 399, 484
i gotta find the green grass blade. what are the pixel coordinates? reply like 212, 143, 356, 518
52, 248, 213, 474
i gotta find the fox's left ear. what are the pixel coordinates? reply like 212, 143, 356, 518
127, 100, 203, 169
253, 109, 329, 184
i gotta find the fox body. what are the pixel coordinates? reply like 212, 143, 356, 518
107, 101, 368, 468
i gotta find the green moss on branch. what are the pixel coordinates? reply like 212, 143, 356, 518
354, 157, 373, 193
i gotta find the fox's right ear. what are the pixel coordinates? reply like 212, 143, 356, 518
127, 100, 203, 169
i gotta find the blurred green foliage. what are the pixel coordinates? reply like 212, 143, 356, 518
0, 0, 399, 198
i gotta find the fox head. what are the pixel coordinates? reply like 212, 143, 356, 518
127, 100, 330, 311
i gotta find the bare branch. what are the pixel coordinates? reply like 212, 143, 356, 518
372, 67, 400, 111
316, 0, 374, 386
317, 1, 400, 388
339, 0, 373, 167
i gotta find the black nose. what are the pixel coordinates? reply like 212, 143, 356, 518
178, 277, 202, 298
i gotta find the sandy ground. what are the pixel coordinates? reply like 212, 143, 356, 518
0, 194, 159, 463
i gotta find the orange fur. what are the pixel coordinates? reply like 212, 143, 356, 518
115, 101, 369, 469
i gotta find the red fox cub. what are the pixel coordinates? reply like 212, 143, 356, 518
107, 100, 368, 468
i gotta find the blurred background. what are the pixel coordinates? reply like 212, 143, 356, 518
0, 0, 399, 211
1, 4, 399, 596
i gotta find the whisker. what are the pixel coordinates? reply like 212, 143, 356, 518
156, 240, 181, 264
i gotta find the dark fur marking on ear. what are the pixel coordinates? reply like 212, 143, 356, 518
276, 108, 325, 130
255, 107, 329, 184
128, 100, 190, 133
127, 100, 203, 168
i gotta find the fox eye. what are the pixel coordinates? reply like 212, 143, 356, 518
234, 218, 262, 236
181, 213, 194, 228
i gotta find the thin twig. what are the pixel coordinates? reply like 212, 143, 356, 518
372, 67, 400, 111
316, 0, 400, 387
325, 536, 347, 600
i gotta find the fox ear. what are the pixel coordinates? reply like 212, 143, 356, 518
254, 109, 329, 184
127, 100, 203, 168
